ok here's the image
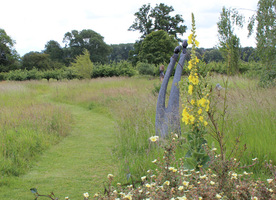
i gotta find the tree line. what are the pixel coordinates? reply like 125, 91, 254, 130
0, 0, 275, 77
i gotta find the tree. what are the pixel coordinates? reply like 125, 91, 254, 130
0, 28, 20, 72
203, 48, 224, 63
129, 3, 187, 40
22, 52, 53, 71
217, 7, 244, 74
44, 40, 64, 62
138, 30, 178, 65
70, 49, 93, 79
63, 29, 111, 64
248, 0, 275, 68
109, 43, 134, 62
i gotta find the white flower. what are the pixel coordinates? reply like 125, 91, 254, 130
83, 192, 89, 198
210, 181, 215, 185
145, 183, 151, 188
178, 186, 184, 191
141, 176, 147, 181
215, 194, 222, 199
107, 174, 114, 180
267, 179, 273, 184
199, 175, 207, 179
183, 181, 189, 187
163, 180, 170, 186
177, 196, 187, 200
252, 197, 258, 200
269, 188, 273, 192
252, 157, 258, 161
152, 159, 157, 163
211, 148, 217, 151
149, 136, 159, 142
65, 197, 69, 200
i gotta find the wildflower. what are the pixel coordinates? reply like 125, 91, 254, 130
199, 197, 203, 200
117, 183, 121, 186
141, 176, 147, 181
190, 115, 195, 124
107, 174, 114, 180
211, 148, 217, 151
198, 108, 202, 115
267, 179, 273, 184
210, 181, 215, 185
195, 40, 199, 47
190, 99, 195, 105
65, 197, 69, 200
204, 121, 208, 126
178, 186, 184, 191
211, 174, 217, 177
151, 175, 156, 179
269, 188, 273, 192
199, 116, 204, 122
183, 181, 189, 187
215, 194, 222, 199
149, 136, 159, 142
177, 196, 187, 200
127, 185, 133, 189
152, 159, 157, 163
199, 175, 207, 179
231, 172, 238, 180
243, 171, 249, 175
252, 157, 258, 161
252, 197, 258, 200
164, 180, 170, 186
94, 193, 99, 197
188, 84, 193, 95
83, 192, 89, 198
145, 183, 151, 188
124, 193, 132, 200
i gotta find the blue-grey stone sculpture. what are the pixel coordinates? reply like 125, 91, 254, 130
155, 40, 188, 138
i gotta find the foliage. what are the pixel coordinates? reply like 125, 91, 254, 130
70, 49, 93, 79
22, 51, 54, 71
248, 0, 276, 68
180, 14, 210, 169
0, 28, 20, 72
217, 7, 244, 75
92, 61, 136, 78
63, 29, 111, 64
139, 30, 178, 65
259, 67, 276, 88
109, 43, 134, 62
44, 40, 64, 63
136, 62, 156, 76
128, 3, 187, 40
203, 48, 224, 63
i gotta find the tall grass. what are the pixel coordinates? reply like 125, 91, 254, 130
0, 81, 72, 177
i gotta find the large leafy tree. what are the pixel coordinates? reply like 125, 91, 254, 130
217, 7, 244, 74
44, 40, 64, 63
63, 29, 111, 64
138, 30, 178, 65
248, 0, 275, 68
0, 28, 20, 72
109, 43, 134, 62
129, 3, 187, 40
22, 52, 53, 71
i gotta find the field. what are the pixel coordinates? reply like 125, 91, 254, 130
0, 75, 275, 199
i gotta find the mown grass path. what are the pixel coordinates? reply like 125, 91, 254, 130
0, 103, 117, 200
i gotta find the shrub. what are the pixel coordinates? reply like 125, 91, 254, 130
136, 62, 156, 76
6, 69, 28, 81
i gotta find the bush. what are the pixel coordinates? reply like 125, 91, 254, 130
259, 67, 276, 88
0, 72, 7, 81
26, 68, 42, 80
136, 62, 156, 76
6, 69, 28, 81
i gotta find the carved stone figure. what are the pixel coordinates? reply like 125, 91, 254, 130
155, 40, 188, 138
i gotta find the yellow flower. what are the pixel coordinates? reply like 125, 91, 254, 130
204, 121, 208, 126
253, 197, 258, 200
199, 116, 204, 122
215, 194, 222, 199
191, 99, 195, 105
189, 115, 195, 124
188, 84, 193, 95
199, 197, 203, 200
188, 34, 193, 45
210, 181, 215, 185
195, 40, 199, 47
198, 108, 202, 115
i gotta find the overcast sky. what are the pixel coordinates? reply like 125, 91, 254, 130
1, 0, 258, 56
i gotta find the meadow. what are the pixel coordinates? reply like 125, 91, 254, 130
0, 75, 275, 199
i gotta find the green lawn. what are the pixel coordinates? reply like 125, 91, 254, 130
0, 99, 117, 200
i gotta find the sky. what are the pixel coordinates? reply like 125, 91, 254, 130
1, 0, 259, 57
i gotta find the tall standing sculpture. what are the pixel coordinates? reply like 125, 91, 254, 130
155, 40, 188, 138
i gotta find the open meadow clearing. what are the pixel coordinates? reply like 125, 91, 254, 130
0, 76, 275, 199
